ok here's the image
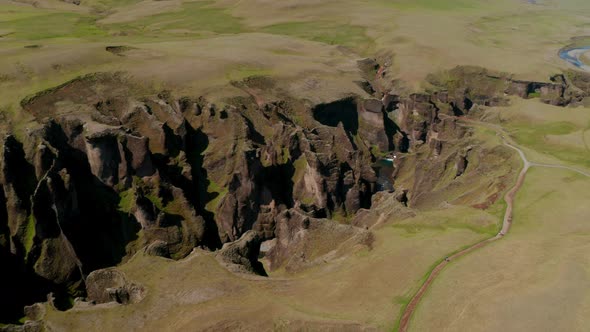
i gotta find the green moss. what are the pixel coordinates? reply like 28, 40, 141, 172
145, 192, 164, 211
300, 196, 316, 206
118, 189, 135, 213
527, 91, 541, 98
291, 156, 320, 205
23, 214, 36, 256
161, 197, 185, 216
371, 145, 387, 158
206, 179, 223, 194
280, 147, 291, 164
292, 156, 308, 183
331, 209, 352, 224
205, 180, 228, 213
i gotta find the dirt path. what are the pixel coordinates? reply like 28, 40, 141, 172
529, 162, 590, 177
397, 121, 590, 332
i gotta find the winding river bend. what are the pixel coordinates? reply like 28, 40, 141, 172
559, 46, 590, 71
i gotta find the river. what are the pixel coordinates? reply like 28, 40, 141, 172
559, 46, 590, 72
373, 158, 395, 192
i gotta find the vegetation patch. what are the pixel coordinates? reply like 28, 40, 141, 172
20, 72, 121, 109
118, 188, 135, 213
23, 214, 36, 256
426, 66, 509, 99
105, 45, 135, 56
291, 156, 308, 183
527, 91, 541, 98
371, 144, 387, 158
84, 0, 143, 11
205, 180, 228, 213
387, 0, 481, 10
225, 66, 273, 82
261, 21, 374, 53
0, 12, 106, 41
392, 205, 499, 236
510, 121, 590, 167
108, 2, 245, 37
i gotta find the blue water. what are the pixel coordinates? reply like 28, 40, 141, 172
559, 46, 590, 69
373, 158, 395, 192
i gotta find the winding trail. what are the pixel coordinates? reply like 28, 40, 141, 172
397, 120, 590, 332
528, 162, 590, 177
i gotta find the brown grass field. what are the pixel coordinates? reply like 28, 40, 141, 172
44, 217, 490, 331
410, 167, 590, 332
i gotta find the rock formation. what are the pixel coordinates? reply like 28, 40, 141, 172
216, 230, 266, 276
267, 209, 373, 273
85, 268, 145, 304
2, 65, 589, 323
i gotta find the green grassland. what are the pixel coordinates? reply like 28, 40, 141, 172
410, 167, 590, 332
377, 0, 484, 11
108, 2, 246, 37
43, 218, 489, 331
392, 206, 499, 236
261, 21, 374, 53
485, 98, 590, 169
0, 11, 106, 41
2, 0, 589, 118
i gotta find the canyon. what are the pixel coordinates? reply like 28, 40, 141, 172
1, 61, 590, 330
2, 1, 590, 330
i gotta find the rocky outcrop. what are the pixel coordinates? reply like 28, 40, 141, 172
506, 79, 565, 105
85, 130, 155, 187
23, 303, 45, 322
0, 321, 45, 332
216, 230, 266, 276
267, 209, 373, 273
144, 240, 170, 258
85, 268, 145, 304
455, 147, 472, 178
2, 74, 385, 321
426, 66, 590, 108
5, 64, 579, 322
